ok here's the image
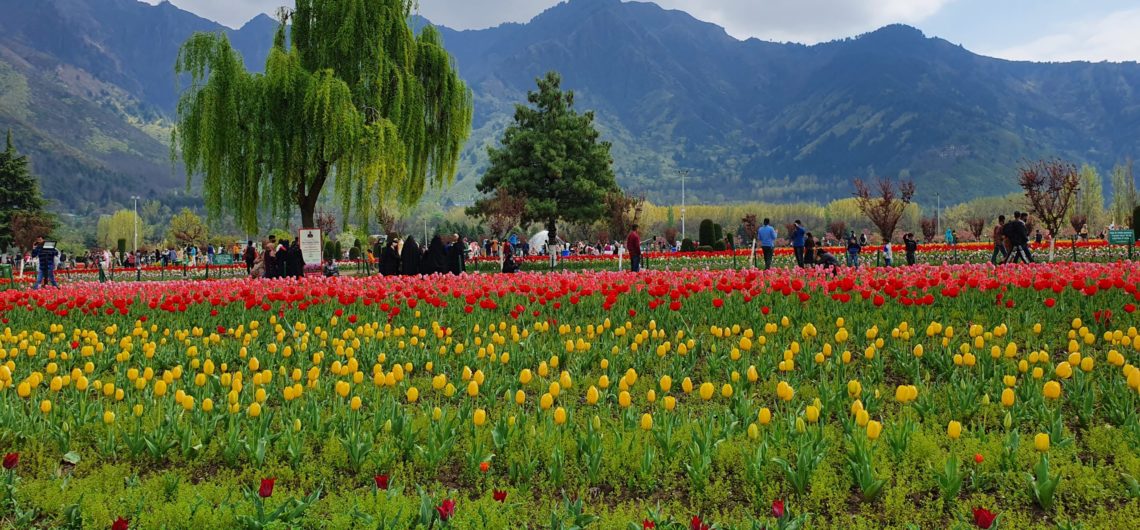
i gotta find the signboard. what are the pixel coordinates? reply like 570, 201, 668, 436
1108, 229, 1135, 245
212, 254, 234, 265
299, 229, 323, 265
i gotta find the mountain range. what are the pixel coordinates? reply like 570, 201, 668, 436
1, 0, 1138, 215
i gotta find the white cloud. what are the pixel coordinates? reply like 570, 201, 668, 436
984, 8, 1140, 62
142, 0, 286, 28
650, 0, 955, 42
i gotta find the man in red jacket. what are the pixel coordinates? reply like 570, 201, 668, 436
626, 224, 642, 272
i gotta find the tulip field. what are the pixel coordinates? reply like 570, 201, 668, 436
2, 262, 1140, 529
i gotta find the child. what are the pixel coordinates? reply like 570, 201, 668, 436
882, 241, 893, 267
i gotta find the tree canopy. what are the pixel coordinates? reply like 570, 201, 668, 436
96, 210, 149, 250
173, 0, 473, 233
472, 72, 618, 244
853, 178, 916, 242
168, 208, 209, 249
0, 130, 51, 250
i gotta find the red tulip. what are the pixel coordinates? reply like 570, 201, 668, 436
492, 489, 507, 502
479, 461, 490, 473
2, 452, 17, 470
374, 474, 389, 490
642, 519, 656, 529
1044, 298, 1056, 308
772, 499, 785, 518
974, 453, 984, 464
111, 516, 130, 530
972, 507, 996, 529
258, 477, 275, 498
436, 499, 456, 521
689, 516, 709, 530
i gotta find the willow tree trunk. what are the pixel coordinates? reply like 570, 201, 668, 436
298, 167, 328, 229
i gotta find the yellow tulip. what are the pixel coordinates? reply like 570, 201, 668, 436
720, 384, 733, 398
947, 420, 962, 440
1001, 388, 1015, 407
1034, 432, 1050, 452
248, 402, 261, 418
758, 407, 772, 425
1043, 380, 1061, 400
618, 391, 631, 408
40, 399, 52, 414
406, 386, 420, 403
553, 406, 567, 425
806, 405, 820, 423
540, 392, 554, 410
866, 420, 882, 440
103, 410, 116, 424
640, 413, 653, 431
855, 409, 869, 427
473, 408, 487, 427
699, 382, 715, 401
514, 389, 525, 405
663, 395, 676, 411
586, 386, 599, 405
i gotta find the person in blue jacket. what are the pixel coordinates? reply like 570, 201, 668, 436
756, 218, 778, 270
790, 220, 806, 267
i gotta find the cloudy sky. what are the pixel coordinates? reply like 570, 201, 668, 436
144, 0, 1140, 62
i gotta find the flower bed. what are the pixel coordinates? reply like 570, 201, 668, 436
0, 263, 1138, 528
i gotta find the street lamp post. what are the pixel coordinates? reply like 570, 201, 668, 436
677, 169, 690, 242
936, 193, 941, 237
131, 196, 141, 281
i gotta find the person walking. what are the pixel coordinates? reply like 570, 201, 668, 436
791, 220, 806, 267
904, 233, 918, 265
243, 241, 257, 275
804, 232, 816, 266
846, 230, 861, 267
626, 224, 642, 272
756, 218, 778, 270
31, 237, 59, 289
882, 239, 893, 267
1018, 212, 1034, 263
1003, 212, 1030, 264
990, 216, 1009, 265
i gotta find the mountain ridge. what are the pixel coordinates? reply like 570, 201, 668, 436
1, 0, 1138, 214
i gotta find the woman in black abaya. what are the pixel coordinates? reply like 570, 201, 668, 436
400, 236, 422, 276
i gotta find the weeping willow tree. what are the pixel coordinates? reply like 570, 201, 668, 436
173, 0, 473, 232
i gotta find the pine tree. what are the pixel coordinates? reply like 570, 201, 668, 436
472, 72, 619, 244
0, 130, 50, 250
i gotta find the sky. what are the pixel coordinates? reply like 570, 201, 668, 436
143, 0, 1140, 62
